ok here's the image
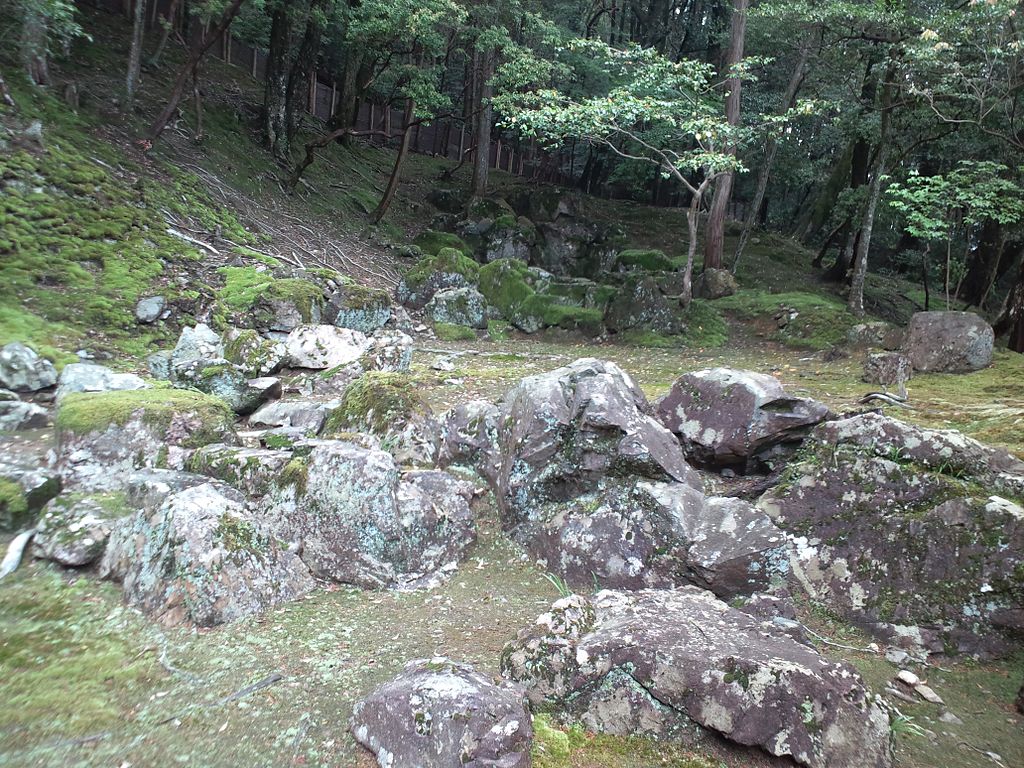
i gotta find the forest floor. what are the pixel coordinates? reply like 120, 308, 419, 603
1, 6, 1023, 768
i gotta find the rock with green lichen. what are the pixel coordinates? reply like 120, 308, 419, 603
102, 480, 315, 627
437, 400, 502, 484
55, 389, 237, 490
223, 328, 286, 377
283, 325, 371, 370
425, 287, 488, 329
326, 279, 393, 334
33, 491, 128, 567
397, 248, 481, 310
480, 215, 536, 263
478, 259, 603, 335
614, 249, 677, 272
350, 657, 532, 768
603, 275, 682, 334
411, 230, 472, 258
0, 400, 50, 431
759, 412, 1024, 656
0, 459, 61, 532
216, 267, 326, 332
322, 372, 438, 466
502, 589, 892, 768
188, 444, 294, 497
259, 441, 475, 588
693, 268, 738, 300
249, 399, 332, 434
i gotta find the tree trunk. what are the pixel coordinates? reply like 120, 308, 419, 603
680, 178, 712, 308
994, 256, 1024, 353
286, 0, 325, 147
21, 7, 50, 86
733, 27, 813, 273
149, 0, 247, 142
371, 98, 416, 223
125, 0, 148, 110
148, 0, 181, 68
703, 0, 748, 271
848, 58, 897, 317
264, 4, 293, 160
469, 48, 495, 201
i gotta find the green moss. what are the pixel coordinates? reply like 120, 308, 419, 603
215, 514, 265, 554
55, 389, 234, 447
216, 267, 324, 325
263, 433, 297, 450
487, 320, 512, 341
616, 248, 679, 272
335, 277, 391, 310
279, 457, 309, 496
411, 230, 471, 257
716, 289, 857, 349
403, 248, 480, 292
323, 372, 427, 436
478, 259, 535, 318
434, 322, 477, 341
0, 478, 30, 531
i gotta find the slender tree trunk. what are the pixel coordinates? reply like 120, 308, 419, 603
371, 98, 416, 223
680, 178, 712, 308
264, 4, 293, 160
848, 58, 896, 317
733, 28, 813, 273
286, 0, 325, 146
703, 0, 748, 271
148, 0, 181, 68
469, 48, 495, 201
21, 7, 50, 86
126, 0, 148, 110
994, 256, 1024, 353
922, 246, 931, 311
148, 0, 247, 142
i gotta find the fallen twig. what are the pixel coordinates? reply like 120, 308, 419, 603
0, 528, 36, 580
166, 226, 220, 257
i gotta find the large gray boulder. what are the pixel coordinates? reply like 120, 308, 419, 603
0, 343, 57, 392
862, 352, 912, 396
0, 452, 61, 532
249, 399, 332, 434
171, 323, 224, 366
603, 275, 681, 333
759, 412, 1024, 655
326, 280, 392, 334
502, 589, 892, 768
55, 363, 149, 402
135, 296, 166, 324
693, 268, 738, 300
520, 480, 786, 596
255, 441, 476, 589
351, 658, 532, 768
101, 480, 315, 627
656, 368, 830, 470
33, 491, 127, 567
903, 311, 994, 372
283, 325, 370, 370
437, 400, 501, 484
425, 287, 488, 329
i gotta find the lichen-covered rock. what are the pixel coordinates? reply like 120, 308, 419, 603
847, 321, 904, 351
759, 412, 1024, 655
903, 311, 994, 373
534, 218, 617, 277
0, 455, 60, 532
438, 400, 501, 484
102, 481, 314, 627
351, 658, 532, 768
655, 368, 830, 470
223, 328, 286, 377
0, 342, 57, 392
249, 399, 332, 434
603, 275, 681, 333
425, 287, 489, 329
521, 479, 785, 595
55, 363, 149, 402
188, 444, 295, 497
327, 280, 393, 333
171, 323, 224, 367
862, 352, 912, 395
397, 248, 480, 310
693, 268, 738, 299
55, 389, 237, 491
169, 357, 281, 416
0, 400, 50, 431
283, 325, 371, 370
501, 589, 892, 768
322, 372, 439, 466
261, 441, 475, 588
496, 359, 701, 526
33, 491, 127, 566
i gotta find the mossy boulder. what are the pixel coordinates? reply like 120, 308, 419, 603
327, 278, 393, 334
615, 249, 678, 272
223, 328, 286, 377
188, 444, 295, 498
482, 215, 537, 263
397, 248, 482, 309
433, 322, 477, 341
603, 275, 683, 334
411, 230, 472, 258
55, 389, 237, 490
216, 267, 325, 332
323, 372, 438, 465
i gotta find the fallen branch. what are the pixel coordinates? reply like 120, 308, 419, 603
802, 624, 879, 654
166, 226, 220, 257
858, 392, 915, 409
218, 672, 284, 705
